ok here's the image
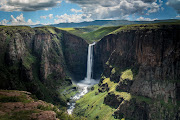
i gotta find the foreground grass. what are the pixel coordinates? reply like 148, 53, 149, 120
73, 68, 135, 119
74, 84, 117, 120
74, 77, 131, 120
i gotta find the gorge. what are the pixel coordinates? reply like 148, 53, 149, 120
0, 22, 180, 120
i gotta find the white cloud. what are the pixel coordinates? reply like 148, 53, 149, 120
40, 16, 47, 19
71, 8, 82, 13
176, 15, 180, 18
48, 14, 53, 19
136, 16, 158, 21
66, 0, 163, 20
54, 13, 92, 23
0, 19, 9, 25
0, 13, 40, 25
40, 14, 53, 19
0, 0, 61, 11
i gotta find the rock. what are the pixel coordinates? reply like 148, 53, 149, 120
91, 86, 94, 91
31, 111, 57, 120
0, 90, 62, 120
104, 92, 124, 108
116, 79, 133, 92
98, 83, 109, 93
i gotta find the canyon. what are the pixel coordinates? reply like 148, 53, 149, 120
0, 22, 180, 120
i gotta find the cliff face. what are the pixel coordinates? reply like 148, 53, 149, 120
0, 26, 88, 105
62, 32, 88, 80
94, 24, 180, 120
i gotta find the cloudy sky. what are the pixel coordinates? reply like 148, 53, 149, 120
0, 0, 179, 25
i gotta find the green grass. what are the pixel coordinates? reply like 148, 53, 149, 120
133, 96, 153, 104
58, 26, 120, 43
121, 69, 133, 80
111, 21, 180, 34
74, 84, 117, 120
59, 85, 78, 102
111, 68, 116, 74
58, 28, 76, 31
0, 110, 39, 120
103, 78, 132, 101
74, 78, 132, 120
23, 53, 36, 70
74, 68, 136, 119
0, 95, 30, 103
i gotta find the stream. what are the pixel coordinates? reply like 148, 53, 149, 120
67, 79, 99, 114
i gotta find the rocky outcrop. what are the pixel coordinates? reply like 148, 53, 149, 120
104, 92, 124, 108
0, 90, 72, 120
94, 24, 180, 120
116, 79, 133, 92
98, 83, 109, 92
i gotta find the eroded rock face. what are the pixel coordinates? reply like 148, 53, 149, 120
95, 25, 180, 101
94, 25, 180, 120
114, 98, 180, 120
0, 90, 61, 120
0, 26, 88, 105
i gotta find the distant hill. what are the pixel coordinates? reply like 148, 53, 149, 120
29, 24, 44, 28
50, 19, 180, 28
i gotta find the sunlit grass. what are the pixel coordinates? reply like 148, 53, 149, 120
74, 77, 131, 119
57, 26, 120, 43
75, 84, 117, 120
121, 69, 133, 80
58, 28, 76, 31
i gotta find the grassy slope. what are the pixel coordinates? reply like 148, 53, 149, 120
58, 26, 121, 43
74, 69, 133, 120
111, 20, 180, 34
0, 90, 86, 120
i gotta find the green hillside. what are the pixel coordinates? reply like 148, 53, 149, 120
58, 26, 121, 43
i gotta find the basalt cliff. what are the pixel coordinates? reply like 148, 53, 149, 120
0, 26, 88, 105
93, 24, 180, 120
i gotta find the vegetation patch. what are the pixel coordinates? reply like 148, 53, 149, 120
133, 95, 153, 104
120, 69, 133, 81
58, 26, 120, 43
74, 77, 132, 120
111, 21, 180, 34
59, 85, 78, 102
0, 95, 31, 103
0, 110, 39, 120
23, 53, 36, 70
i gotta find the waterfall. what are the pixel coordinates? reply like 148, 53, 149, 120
85, 42, 95, 83
67, 42, 98, 114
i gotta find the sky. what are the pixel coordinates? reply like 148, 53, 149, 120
0, 0, 179, 25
